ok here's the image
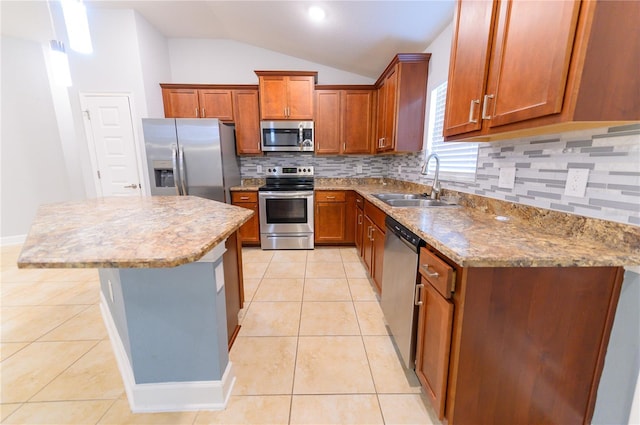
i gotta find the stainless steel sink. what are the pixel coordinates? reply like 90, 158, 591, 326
372, 193, 457, 208
385, 199, 455, 207
372, 193, 423, 201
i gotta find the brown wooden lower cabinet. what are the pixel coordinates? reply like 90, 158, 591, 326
314, 190, 355, 245
222, 231, 244, 350
361, 200, 386, 294
414, 245, 624, 424
231, 191, 260, 245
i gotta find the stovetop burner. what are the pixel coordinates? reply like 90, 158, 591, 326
259, 166, 314, 191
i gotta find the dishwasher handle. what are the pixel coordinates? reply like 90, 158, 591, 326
414, 283, 425, 306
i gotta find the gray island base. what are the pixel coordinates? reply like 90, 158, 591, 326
16, 196, 254, 412
99, 243, 234, 412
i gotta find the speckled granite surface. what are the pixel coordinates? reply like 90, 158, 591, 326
17, 196, 253, 269
230, 178, 640, 267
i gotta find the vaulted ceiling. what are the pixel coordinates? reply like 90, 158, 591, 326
1, 1, 455, 78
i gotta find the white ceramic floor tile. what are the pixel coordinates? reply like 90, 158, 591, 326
290, 394, 383, 424
294, 336, 375, 394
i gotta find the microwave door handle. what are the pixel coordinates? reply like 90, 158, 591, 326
299, 125, 303, 148
178, 145, 188, 196
171, 144, 181, 195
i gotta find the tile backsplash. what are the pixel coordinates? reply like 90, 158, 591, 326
240, 125, 640, 226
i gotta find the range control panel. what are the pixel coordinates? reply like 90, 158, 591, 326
265, 166, 314, 176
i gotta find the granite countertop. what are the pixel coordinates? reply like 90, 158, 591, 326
231, 180, 640, 267
17, 196, 253, 269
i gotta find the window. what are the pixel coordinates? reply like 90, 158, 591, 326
423, 81, 478, 182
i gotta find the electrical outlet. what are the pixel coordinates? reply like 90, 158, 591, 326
356, 164, 363, 174
565, 168, 589, 197
498, 167, 516, 189
257, 165, 262, 173
398, 165, 402, 174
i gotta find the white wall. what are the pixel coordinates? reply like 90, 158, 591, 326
0, 36, 73, 242
134, 11, 171, 119
168, 38, 374, 85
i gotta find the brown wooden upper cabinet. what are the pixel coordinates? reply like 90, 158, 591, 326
315, 87, 375, 154
374, 54, 430, 153
160, 84, 262, 155
444, 0, 640, 142
232, 90, 262, 155
162, 85, 234, 120
255, 71, 317, 120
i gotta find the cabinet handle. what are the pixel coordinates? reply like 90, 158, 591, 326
358, 215, 362, 224
482, 94, 494, 120
421, 264, 439, 278
414, 283, 425, 306
343, 142, 346, 152
201, 108, 205, 117
195, 107, 199, 118
469, 99, 480, 123
367, 226, 372, 240
240, 196, 249, 200
326, 196, 335, 199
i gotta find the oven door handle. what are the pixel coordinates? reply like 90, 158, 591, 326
259, 191, 314, 198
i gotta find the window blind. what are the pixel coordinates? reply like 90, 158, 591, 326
424, 81, 479, 182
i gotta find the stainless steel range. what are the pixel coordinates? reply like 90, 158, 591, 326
258, 166, 314, 250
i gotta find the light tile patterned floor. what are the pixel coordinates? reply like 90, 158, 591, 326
1, 244, 439, 424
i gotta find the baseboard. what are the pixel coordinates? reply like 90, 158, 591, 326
1, 234, 26, 246
99, 292, 235, 413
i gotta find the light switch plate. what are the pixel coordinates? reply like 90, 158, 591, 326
257, 165, 262, 173
498, 167, 516, 189
565, 168, 589, 197
356, 164, 363, 174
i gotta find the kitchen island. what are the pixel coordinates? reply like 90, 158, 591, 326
17, 196, 254, 413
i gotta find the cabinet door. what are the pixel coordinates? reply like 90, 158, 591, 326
237, 203, 260, 244
371, 224, 385, 293
223, 231, 243, 349
199, 89, 234, 120
315, 201, 347, 243
315, 90, 342, 154
355, 208, 364, 256
162, 88, 199, 118
233, 90, 262, 155
259, 75, 288, 119
343, 90, 373, 154
443, 0, 496, 137
415, 280, 454, 419
379, 68, 398, 152
375, 82, 387, 151
362, 216, 374, 277
485, 0, 581, 128
287, 76, 315, 119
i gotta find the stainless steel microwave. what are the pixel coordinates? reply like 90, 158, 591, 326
260, 121, 314, 152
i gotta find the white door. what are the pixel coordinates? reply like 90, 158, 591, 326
81, 94, 142, 197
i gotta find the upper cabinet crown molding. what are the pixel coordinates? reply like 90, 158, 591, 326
255, 71, 318, 120
444, 0, 640, 142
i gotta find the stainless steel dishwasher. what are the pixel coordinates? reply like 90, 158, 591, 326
381, 216, 425, 369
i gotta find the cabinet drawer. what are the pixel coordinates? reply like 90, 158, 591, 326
354, 193, 364, 209
419, 248, 455, 299
231, 191, 258, 203
364, 200, 386, 231
315, 191, 346, 202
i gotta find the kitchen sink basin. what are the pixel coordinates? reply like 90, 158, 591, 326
372, 193, 457, 208
372, 193, 423, 201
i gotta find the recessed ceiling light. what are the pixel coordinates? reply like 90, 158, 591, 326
309, 6, 325, 22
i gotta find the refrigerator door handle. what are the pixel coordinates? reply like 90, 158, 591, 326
171, 144, 181, 195
178, 145, 188, 195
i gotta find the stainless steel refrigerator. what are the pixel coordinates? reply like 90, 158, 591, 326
142, 118, 240, 203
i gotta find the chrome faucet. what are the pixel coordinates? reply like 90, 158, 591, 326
421, 153, 441, 200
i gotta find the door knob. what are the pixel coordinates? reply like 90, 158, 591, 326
124, 184, 138, 189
